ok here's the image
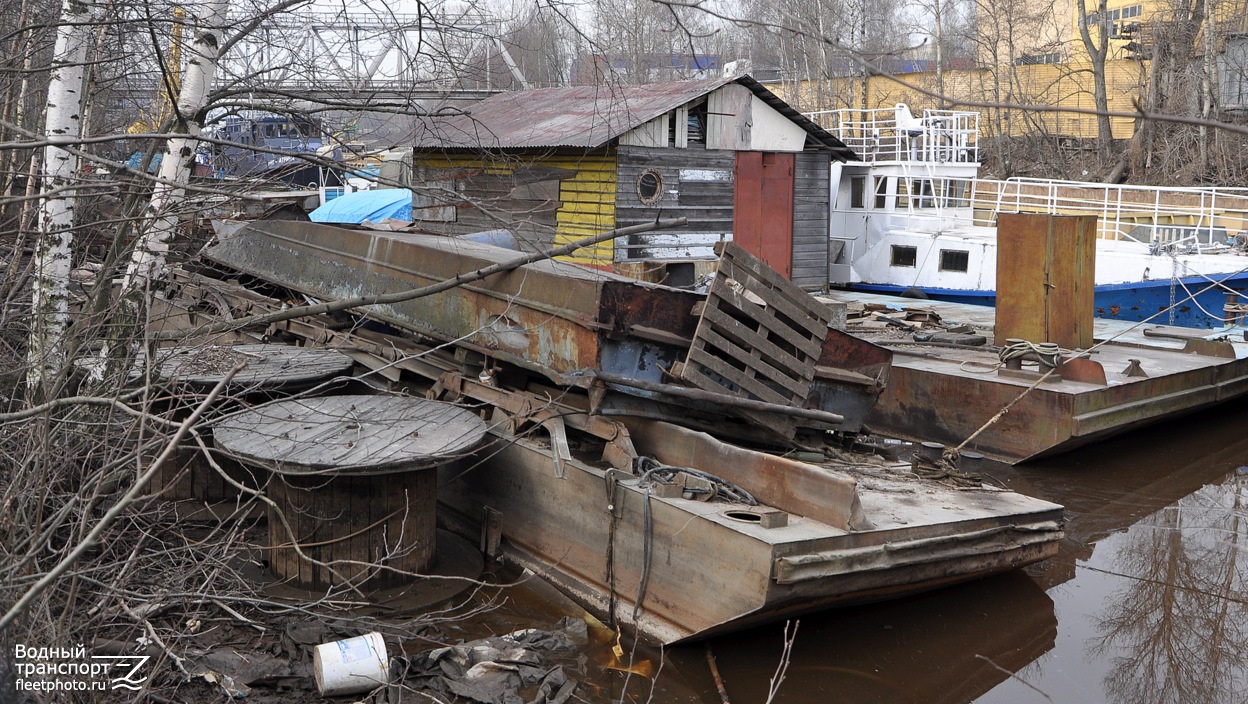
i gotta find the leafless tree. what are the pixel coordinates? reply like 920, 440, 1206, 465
0, 2, 546, 701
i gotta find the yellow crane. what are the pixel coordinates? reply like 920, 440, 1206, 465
127, 7, 185, 135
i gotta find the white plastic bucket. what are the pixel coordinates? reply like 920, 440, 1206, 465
313, 631, 389, 697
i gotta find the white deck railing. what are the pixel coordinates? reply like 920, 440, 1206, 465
812, 107, 980, 164
972, 178, 1248, 247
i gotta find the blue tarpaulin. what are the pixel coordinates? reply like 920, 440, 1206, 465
309, 188, 411, 223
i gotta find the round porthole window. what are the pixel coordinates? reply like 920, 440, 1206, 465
637, 169, 663, 205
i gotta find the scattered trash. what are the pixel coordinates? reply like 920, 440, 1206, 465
313, 632, 389, 697
398, 617, 587, 704
187, 646, 306, 699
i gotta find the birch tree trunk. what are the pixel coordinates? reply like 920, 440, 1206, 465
25, 0, 92, 398
119, 0, 229, 292
92, 0, 229, 377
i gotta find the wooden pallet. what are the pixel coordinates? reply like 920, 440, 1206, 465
678, 242, 831, 437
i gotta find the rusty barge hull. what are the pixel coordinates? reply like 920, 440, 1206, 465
438, 420, 1062, 645
874, 353, 1248, 462
826, 292, 1248, 463
204, 221, 892, 432
158, 256, 1064, 645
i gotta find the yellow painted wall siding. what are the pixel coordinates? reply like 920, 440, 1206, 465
412, 152, 618, 265
781, 59, 1145, 141
554, 157, 617, 266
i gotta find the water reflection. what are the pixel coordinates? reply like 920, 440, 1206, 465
974, 398, 1248, 704
685, 571, 1056, 704
1089, 474, 1248, 704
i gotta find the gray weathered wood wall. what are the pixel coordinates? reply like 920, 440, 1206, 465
791, 151, 831, 290
407, 157, 575, 248
614, 145, 735, 261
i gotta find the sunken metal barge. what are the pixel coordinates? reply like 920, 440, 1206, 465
160, 219, 1063, 644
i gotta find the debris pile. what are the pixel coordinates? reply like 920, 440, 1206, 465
397, 618, 587, 704
845, 302, 989, 347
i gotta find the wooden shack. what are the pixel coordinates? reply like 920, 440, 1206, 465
406, 75, 858, 289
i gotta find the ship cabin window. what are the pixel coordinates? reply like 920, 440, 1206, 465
637, 169, 663, 204
891, 245, 918, 267
897, 178, 938, 209
946, 179, 970, 207
940, 249, 970, 272
875, 177, 890, 209
850, 176, 866, 208
913, 179, 936, 209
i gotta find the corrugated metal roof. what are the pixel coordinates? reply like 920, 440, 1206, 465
411, 75, 858, 161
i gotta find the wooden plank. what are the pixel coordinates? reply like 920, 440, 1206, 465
694, 324, 810, 398
720, 259, 831, 337
216, 396, 489, 473
674, 180, 734, 193
721, 243, 826, 316
617, 145, 735, 169
680, 356, 791, 406
700, 304, 818, 385
686, 335, 806, 402
698, 303, 815, 378
678, 241, 830, 434
708, 280, 824, 357
792, 243, 829, 254
269, 479, 287, 583
675, 195, 738, 207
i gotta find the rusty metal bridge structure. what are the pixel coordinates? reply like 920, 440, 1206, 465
116, 7, 523, 108
214, 9, 526, 103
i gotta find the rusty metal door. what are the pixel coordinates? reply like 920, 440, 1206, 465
734, 151, 795, 279
994, 213, 1097, 349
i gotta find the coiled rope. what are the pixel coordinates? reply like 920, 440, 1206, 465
636, 456, 758, 505
911, 447, 982, 487
999, 339, 1063, 368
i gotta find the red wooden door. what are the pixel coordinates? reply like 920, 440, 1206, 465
733, 151, 795, 279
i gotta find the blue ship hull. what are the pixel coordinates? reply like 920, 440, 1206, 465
850, 272, 1248, 329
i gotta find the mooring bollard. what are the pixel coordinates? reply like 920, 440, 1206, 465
912, 441, 945, 472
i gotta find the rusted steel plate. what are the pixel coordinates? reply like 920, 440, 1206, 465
868, 364, 1077, 462
871, 347, 1248, 463
206, 221, 618, 378
1056, 357, 1108, 385
203, 222, 902, 441
437, 420, 1062, 644
622, 418, 863, 530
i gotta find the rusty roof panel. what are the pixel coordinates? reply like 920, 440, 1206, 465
411, 75, 858, 160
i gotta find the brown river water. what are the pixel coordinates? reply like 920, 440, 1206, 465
466, 395, 1248, 704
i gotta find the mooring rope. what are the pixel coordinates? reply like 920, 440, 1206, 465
999, 339, 1063, 367
911, 447, 982, 487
